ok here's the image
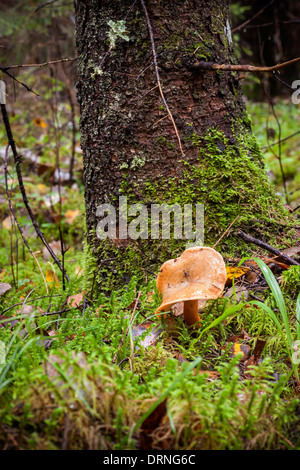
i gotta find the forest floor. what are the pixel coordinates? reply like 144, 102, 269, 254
0, 85, 300, 449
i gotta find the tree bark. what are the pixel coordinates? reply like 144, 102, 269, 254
74, 0, 292, 290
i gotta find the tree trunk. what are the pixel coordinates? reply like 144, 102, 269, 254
74, 0, 291, 290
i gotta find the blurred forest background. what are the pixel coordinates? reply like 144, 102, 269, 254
1, 0, 299, 276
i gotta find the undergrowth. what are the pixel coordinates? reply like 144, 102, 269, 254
0, 263, 300, 450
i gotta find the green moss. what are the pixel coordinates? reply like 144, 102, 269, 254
86, 120, 294, 293
281, 266, 300, 299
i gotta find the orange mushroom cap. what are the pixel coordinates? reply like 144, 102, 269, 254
155, 246, 227, 315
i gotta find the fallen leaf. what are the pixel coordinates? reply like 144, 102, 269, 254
67, 291, 87, 308
224, 285, 249, 302
262, 256, 290, 273
16, 305, 34, 316
252, 339, 267, 365
0, 283, 11, 296
244, 339, 267, 378
48, 330, 58, 336
229, 343, 250, 361
64, 209, 80, 225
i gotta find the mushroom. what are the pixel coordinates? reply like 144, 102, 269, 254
155, 246, 227, 327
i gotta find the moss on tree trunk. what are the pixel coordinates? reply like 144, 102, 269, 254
74, 0, 294, 291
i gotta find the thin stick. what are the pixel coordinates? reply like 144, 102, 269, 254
231, 0, 277, 33
4, 145, 49, 294
213, 215, 239, 249
34, 0, 60, 12
140, 0, 185, 157
0, 103, 70, 283
237, 230, 300, 266
191, 56, 300, 74
2, 57, 76, 71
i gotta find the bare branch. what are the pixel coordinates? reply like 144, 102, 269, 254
190, 56, 300, 73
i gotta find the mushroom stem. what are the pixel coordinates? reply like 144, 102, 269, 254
183, 300, 200, 327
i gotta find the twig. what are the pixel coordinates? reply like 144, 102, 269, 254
213, 215, 239, 249
140, 0, 185, 157
0, 103, 70, 283
190, 56, 300, 74
262, 130, 300, 149
237, 230, 300, 266
1, 57, 76, 71
231, 0, 277, 33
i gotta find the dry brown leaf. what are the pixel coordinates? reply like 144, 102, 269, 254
0, 283, 11, 296
48, 330, 58, 336
17, 305, 34, 316
67, 291, 87, 308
